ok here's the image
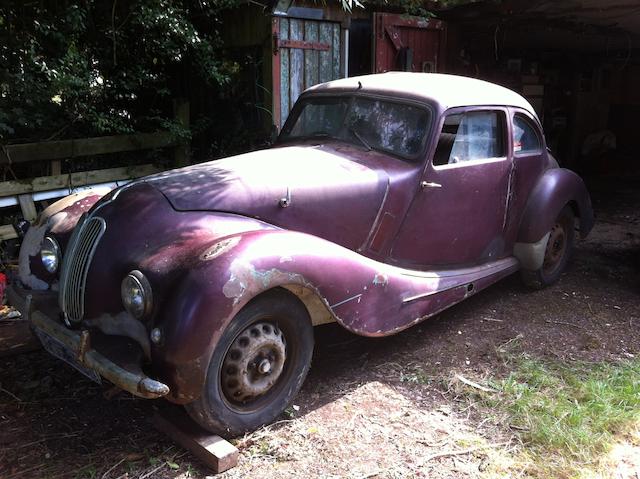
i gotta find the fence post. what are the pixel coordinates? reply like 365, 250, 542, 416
18, 194, 37, 222
173, 98, 191, 167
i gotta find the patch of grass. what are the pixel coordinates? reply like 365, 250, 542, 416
484, 356, 640, 477
400, 367, 431, 385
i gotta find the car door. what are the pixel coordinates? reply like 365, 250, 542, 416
503, 110, 548, 248
391, 107, 512, 267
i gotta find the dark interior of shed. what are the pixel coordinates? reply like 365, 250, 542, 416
439, 1, 640, 177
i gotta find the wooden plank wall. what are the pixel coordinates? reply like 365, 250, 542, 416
278, 18, 342, 127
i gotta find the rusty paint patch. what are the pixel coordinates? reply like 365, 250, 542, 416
222, 260, 306, 306
200, 237, 240, 261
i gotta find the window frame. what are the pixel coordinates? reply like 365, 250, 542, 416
430, 106, 510, 170
512, 112, 544, 157
278, 91, 435, 163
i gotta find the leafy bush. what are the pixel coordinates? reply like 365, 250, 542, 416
0, 0, 240, 142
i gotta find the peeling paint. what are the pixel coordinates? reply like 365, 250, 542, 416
19, 190, 106, 291
222, 259, 306, 305
200, 236, 240, 261
18, 220, 50, 290
373, 273, 389, 286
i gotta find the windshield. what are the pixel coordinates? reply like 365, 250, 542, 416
280, 96, 431, 160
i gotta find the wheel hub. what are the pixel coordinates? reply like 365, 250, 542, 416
221, 322, 287, 404
543, 222, 567, 273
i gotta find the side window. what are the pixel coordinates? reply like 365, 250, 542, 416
513, 115, 542, 155
433, 111, 505, 166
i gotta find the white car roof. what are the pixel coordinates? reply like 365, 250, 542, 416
307, 72, 538, 119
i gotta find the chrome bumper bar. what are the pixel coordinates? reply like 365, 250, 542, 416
7, 284, 170, 399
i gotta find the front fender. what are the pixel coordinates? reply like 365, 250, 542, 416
517, 168, 594, 243
156, 229, 519, 403
18, 191, 107, 290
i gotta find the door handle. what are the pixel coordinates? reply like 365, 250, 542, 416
421, 181, 442, 189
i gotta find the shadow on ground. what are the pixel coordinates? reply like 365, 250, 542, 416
1, 174, 638, 479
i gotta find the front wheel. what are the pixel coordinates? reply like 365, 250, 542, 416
186, 289, 314, 437
521, 206, 575, 289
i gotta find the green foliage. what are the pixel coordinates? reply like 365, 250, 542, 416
485, 357, 640, 476
0, 0, 241, 142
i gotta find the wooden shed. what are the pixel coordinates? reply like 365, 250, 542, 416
216, 2, 447, 141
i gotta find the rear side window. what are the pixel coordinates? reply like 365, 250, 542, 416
433, 111, 505, 166
513, 115, 542, 155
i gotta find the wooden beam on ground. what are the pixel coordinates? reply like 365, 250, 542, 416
0, 132, 178, 165
153, 409, 239, 474
0, 164, 161, 198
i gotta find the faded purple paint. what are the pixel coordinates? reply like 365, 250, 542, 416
18, 74, 595, 404
517, 168, 594, 242
145, 146, 391, 251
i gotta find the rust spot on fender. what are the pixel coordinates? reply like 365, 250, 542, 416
222, 260, 306, 305
200, 237, 240, 261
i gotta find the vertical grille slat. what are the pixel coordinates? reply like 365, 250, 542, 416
59, 216, 106, 323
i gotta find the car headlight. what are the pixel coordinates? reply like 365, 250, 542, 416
121, 270, 153, 319
40, 236, 61, 273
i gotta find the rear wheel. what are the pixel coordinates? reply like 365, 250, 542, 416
521, 206, 575, 289
186, 289, 313, 437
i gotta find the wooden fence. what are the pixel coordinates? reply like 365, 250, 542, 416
0, 100, 189, 241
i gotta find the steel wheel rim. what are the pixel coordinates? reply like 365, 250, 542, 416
220, 320, 288, 412
542, 222, 567, 276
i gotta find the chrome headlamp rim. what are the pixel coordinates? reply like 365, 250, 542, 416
40, 235, 61, 274
121, 270, 153, 319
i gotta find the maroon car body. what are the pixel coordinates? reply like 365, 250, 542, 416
11, 73, 594, 435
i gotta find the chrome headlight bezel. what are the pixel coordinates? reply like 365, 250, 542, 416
121, 270, 153, 319
40, 236, 61, 274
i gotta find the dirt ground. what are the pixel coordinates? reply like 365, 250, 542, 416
0, 174, 638, 479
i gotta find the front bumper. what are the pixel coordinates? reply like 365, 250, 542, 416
7, 284, 170, 399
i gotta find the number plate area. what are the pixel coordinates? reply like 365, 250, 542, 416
34, 327, 102, 384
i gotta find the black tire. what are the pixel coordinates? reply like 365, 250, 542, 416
521, 206, 575, 289
185, 289, 313, 437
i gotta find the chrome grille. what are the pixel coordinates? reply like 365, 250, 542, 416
59, 216, 106, 323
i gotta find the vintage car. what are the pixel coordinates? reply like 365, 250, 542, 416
10, 73, 594, 436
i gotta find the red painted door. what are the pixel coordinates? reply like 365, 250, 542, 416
373, 13, 446, 73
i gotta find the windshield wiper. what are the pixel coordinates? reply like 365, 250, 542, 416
348, 127, 372, 151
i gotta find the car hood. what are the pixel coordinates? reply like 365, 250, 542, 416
144, 145, 389, 250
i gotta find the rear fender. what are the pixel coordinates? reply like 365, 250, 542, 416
517, 168, 594, 244
157, 229, 519, 403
